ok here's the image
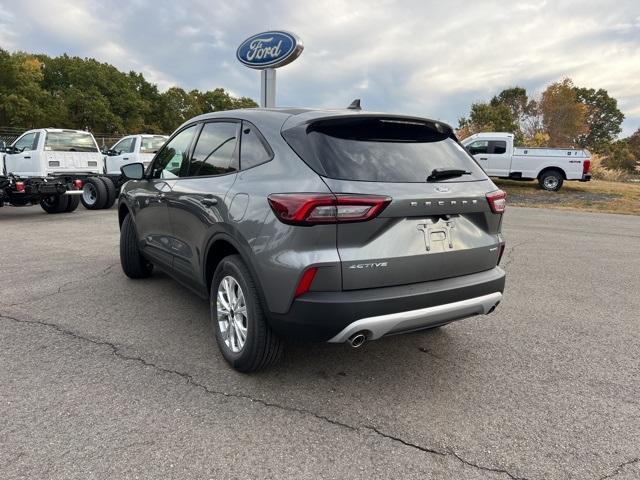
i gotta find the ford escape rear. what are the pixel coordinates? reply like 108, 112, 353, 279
117, 108, 506, 372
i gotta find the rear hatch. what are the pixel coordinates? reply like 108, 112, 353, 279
44, 130, 102, 174
283, 115, 504, 290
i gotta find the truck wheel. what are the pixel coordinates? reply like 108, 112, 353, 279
40, 194, 70, 214
65, 195, 80, 212
211, 255, 283, 372
120, 214, 153, 279
81, 177, 107, 210
539, 170, 564, 191
99, 177, 117, 209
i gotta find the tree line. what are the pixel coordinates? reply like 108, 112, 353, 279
0, 49, 258, 135
458, 79, 639, 173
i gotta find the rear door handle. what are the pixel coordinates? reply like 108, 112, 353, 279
123, 157, 129, 161
24, 156, 31, 159
201, 196, 218, 206
479, 157, 488, 160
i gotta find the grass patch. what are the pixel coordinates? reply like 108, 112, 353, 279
494, 178, 640, 215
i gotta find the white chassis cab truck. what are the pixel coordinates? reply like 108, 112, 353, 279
103, 134, 168, 177
461, 132, 592, 191
1, 128, 123, 213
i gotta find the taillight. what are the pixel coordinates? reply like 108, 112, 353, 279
15, 181, 25, 192
73, 179, 84, 189
294, 267, 318, 298
583, 159, 591, 174
486, 190, 507, 214
268, 193, 391, 225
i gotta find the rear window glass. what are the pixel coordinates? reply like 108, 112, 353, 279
45, 132, 98, 152
284, 117, 485, 183
140, 136, 167, 154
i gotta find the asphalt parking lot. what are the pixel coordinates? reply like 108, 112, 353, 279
1, 205, 639, 480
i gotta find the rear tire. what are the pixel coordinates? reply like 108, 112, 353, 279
40, 194, 70, 214
211, 255, 283, 372
120, 214, 153, 279
539, 170, 564, 191
65, 195, 80, 212
81, 177, 108, 209
99, 177, 117, 209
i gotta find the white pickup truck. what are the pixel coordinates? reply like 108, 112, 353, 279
1, 128, 124, 213
103, 134, 167, 176
461, 132, 592, 191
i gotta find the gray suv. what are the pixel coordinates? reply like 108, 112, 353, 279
118, 108, 506, 372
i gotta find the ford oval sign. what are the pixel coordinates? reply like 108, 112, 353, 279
236, 31, 303, 69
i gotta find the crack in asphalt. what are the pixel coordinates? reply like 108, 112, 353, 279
3, 263, 118, 308
599, 457, 640, 479
0, 312, 529, 480
501, 240, 529, 270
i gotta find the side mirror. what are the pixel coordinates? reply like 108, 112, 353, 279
121, 162, 145, 180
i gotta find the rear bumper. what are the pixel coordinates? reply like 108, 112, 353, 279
580, 174, 592, 182
267, 266, 506, 342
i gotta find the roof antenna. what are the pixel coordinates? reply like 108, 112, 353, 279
347, 99, 361, 110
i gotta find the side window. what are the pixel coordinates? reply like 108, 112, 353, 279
187, 122, 239, 177
467, 140, 488, 155
13, 132, 38, 152
112, 138, 134, 154
240, 122, 273, 170
489, 141, 507, 154
151, 125, 198, 179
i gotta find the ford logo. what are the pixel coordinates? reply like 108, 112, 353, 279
236, 31, 304, 69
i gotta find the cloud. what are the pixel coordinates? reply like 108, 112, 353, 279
1, 0, 639, 135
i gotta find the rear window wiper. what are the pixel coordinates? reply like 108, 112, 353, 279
427, 168, 471, 182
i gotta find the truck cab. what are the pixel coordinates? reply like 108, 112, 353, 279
103, 134, 168, 175
3, 128, 103, 177
464, 132, 514, 177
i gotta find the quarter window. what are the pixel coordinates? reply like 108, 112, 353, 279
240, 123, 272, 169
151, 125, 198, 179
489, 141, 507, 154
13, 132, 38, 152
187, 122, 239, 177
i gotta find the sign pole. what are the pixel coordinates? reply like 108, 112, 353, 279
260, 68, 276, 108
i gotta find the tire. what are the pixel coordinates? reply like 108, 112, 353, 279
119, 214, 153, 279
65, 195, 80, 212
40, 194, 70, 214
81, 177, 108, 209
99, 177, 117, 209
211, 255, 283, 372
538, 170, 564, 191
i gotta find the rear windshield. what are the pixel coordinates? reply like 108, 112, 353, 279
140, 136, 167, 154
284, 117, 485, 183
44, 132, 98, 153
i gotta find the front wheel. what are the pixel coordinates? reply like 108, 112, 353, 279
211, 255, 283, 372
539, 170, 564, 191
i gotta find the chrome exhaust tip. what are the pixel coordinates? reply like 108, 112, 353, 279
348, 332, 367, 348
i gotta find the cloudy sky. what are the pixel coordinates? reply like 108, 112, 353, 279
1, 0, 639, 135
